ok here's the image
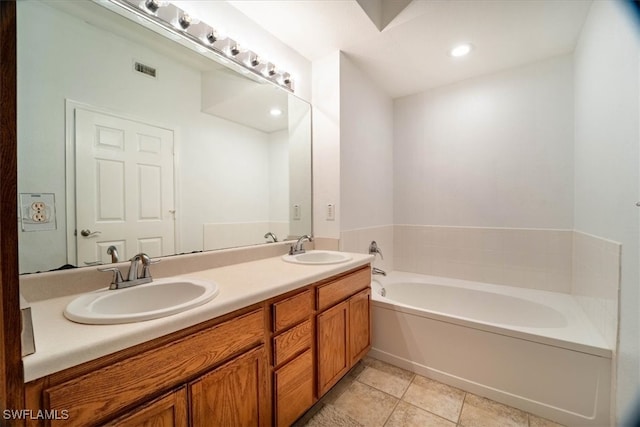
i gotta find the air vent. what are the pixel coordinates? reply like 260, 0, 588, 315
134, 61, 157, 79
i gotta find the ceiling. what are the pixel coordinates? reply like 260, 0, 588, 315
227, 0, 593, 98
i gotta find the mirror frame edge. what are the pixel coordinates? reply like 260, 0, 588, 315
0, 0, 25, 418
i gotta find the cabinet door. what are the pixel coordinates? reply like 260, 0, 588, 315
102, 387, 187, 427
274, 349, 314, 427
349, 288, 371, 365
317, 300, 350, 397
190, 346, 268, 427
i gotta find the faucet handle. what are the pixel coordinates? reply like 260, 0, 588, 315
369, 241, 384, 260
98, 267, 125, 288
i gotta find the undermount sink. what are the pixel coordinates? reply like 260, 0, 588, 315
64, 277, 219, 325
282, 250, 352, 265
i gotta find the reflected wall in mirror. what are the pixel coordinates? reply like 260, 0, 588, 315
17, 0, 312, 274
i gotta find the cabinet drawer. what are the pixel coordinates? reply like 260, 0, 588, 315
272, 289, 312, 332
44, 309, 264, 427
274, 349, 314, 427
273, 319, 312, 366
317, 267, 370, 312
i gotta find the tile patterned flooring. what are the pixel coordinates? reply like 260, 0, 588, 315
295, 357, 565, 427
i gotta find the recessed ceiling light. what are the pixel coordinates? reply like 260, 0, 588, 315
270, 108, 282, 117
450, 43, 473, 57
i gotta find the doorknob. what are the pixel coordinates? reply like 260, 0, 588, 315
80, 229, 101, 237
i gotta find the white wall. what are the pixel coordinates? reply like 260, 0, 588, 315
268, 130, 289, 224
17, 2, 286, 271
339, 53, 394, 231
288, 98, 313, 238
312, 52, 342, 239
573, 0, 640, 421
338, 53, 394, 269
394, 55, 574, 229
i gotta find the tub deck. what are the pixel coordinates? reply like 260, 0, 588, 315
372, 271, 610, 357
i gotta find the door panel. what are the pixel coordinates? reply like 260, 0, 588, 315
75, 108, 175, 265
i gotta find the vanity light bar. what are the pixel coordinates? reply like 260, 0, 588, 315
107, 0, 295, 92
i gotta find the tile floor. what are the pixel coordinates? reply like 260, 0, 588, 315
295, 357, 565, 427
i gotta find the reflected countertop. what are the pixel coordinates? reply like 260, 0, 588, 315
23, 252, 373, 382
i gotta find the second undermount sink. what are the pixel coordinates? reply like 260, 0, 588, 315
64, 277, 219, 325
282, 250, 352, 265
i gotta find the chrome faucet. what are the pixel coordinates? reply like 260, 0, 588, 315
264, 231, 278, 243
99, 252, 159, 290
107, 245, 119, 263
369, 241, 386, 276
290, 235, 313, 255
372, 267, 387, 276
369, 241, 383, 259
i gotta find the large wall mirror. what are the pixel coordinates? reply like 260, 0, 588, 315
17, 0, 312, 274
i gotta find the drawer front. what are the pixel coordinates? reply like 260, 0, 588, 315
274, 349, 314, 427
272, 289, 312, 332
45, 309, 264, 427
273, 319, 312, 366
317, 267, 370, 312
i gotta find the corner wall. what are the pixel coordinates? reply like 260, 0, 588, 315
573, 0, 640, 421
338, 53, 394, 271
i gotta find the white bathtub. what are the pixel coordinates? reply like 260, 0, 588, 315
369, 271, 612, 427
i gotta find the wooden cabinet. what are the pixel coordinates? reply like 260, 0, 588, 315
317, 300, 350, 395
25, 307, 266, 427
316, 268, 371, 397
190, 346, 268, 427
274, 349, 314, 427
349, 288, 372, 365
270, 290, 315, 427
24, 264, 372, 427
103, 387, 188, 427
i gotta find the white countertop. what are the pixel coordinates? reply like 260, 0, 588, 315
23, 253, 373, 382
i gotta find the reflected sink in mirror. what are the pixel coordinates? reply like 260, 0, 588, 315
64, 277, 219, 325
282, 250, 352, 265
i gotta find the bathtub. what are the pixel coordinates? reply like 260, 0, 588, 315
369, 271, 612, 427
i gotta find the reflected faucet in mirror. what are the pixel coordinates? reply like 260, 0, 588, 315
264, 232, 278, 243
107, 246, 119, 263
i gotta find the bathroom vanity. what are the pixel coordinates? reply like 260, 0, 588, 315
22, 255, 372, 427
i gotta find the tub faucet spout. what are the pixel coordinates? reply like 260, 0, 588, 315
372, 267, 387, 276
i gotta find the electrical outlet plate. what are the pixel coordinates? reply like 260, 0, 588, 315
20, 193, 57, 232
293, 204, 301, 221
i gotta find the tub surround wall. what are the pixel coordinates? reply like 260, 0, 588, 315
572, 231, 620, 351
394, 225, 573, 293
